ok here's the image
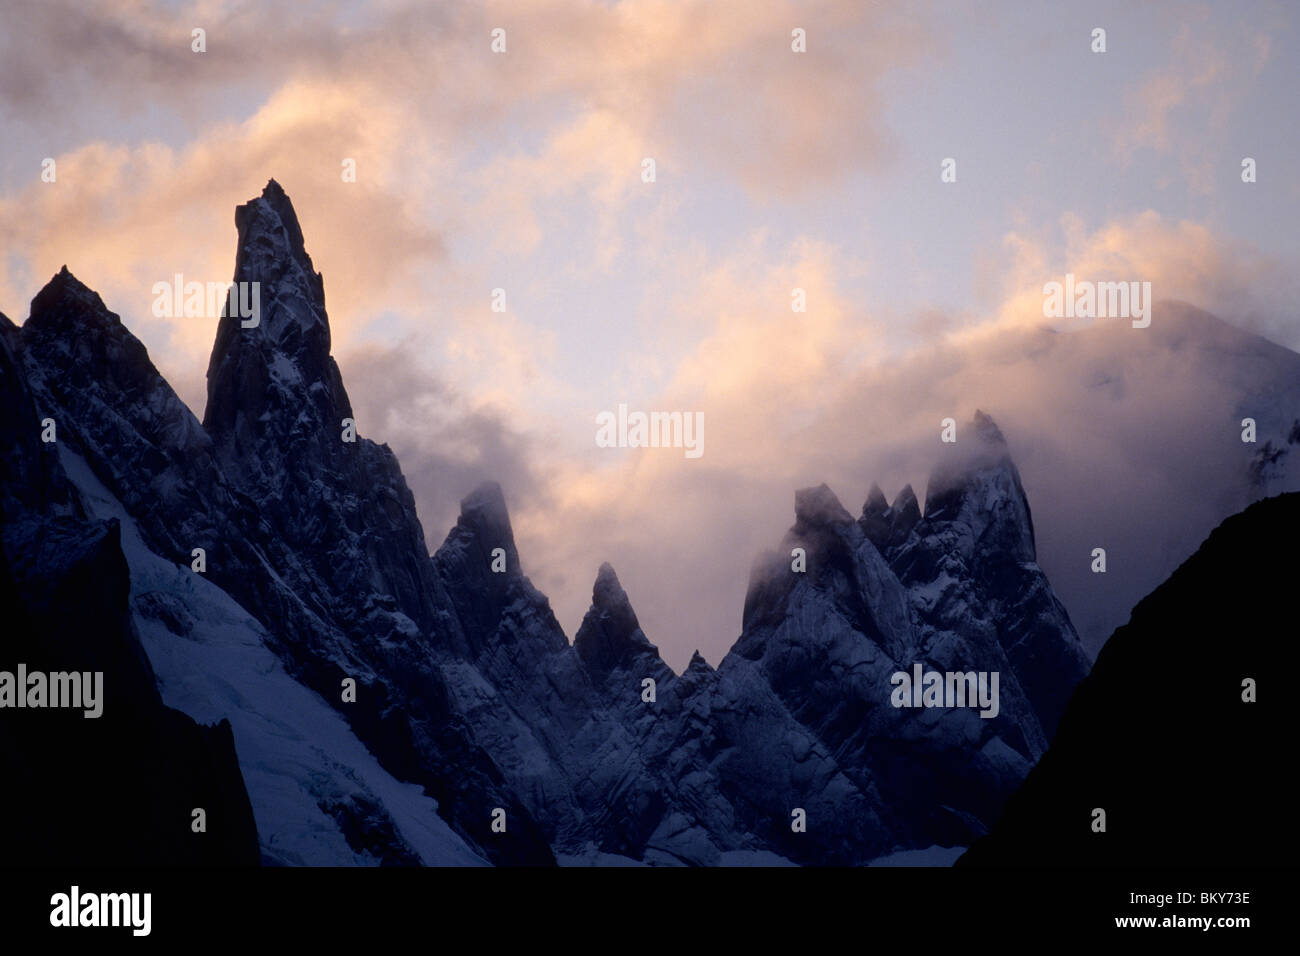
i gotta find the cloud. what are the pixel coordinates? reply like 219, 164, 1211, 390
981, 211, 1300, 350
4, 0, 1297, 675
476, 212, 1300, 669
1105, 10, 1282, 192
0, 0, 346, 119
1116, 22, 1228, 161
1, 0, 937, 415
0, 78, 446, 409
338, 341, 545, 551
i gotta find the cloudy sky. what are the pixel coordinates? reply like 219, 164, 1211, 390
3, 0, 1298, 667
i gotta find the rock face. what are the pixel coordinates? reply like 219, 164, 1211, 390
873, 411, 1090, 742
959, 492, 1295, 868
722, 423, 1091, 861
13, 186, 550, 866
0, 316, 259, 866
2, 181, 1094, 866
420, 409, 1090, 864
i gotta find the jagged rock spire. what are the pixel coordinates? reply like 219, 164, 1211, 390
885, 484, 922, 551
923, 410, 1036, 560
859, 483, 891, 548
574, 563, 669, 679
432, 479, 573, 662
26, 266, 121, 338
686, 649, 711, 671
863, 483, 888, 513
793, 483, 855, 530
434, 481, 523, 603
454, 481, 520, 573
892, 483, 920, 522
204, 180, 352, 450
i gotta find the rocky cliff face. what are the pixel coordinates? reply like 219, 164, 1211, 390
960, 491, 1294, 867
716, 432, 1090, 861
2, 181, 1093, 866
432, 413, 1090, 865
0, 316, 259, 866
14, 186, 552, 865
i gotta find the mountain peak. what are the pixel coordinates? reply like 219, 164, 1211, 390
863, 483, 888, 514
237, 179, 314, 282
794, 483, 854, 530
203, 180, 351, 446
592, 562, 631, 612
27, 266, 119, 336
923, 411, 1037, 559
575, 562, 665, 678
262, 177, 288, 201
894, 483, 917, 505
226, 178, 324, 340
971, 408, 1006, 446
460, 480, 513, 533
449, 481, 520, 573
859, 482, 893, 548
926, 412, 1017, 503
677, 649, 715, 690
884, 483, 922, 543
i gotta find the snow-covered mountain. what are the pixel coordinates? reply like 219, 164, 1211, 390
1, 181, 1094, 866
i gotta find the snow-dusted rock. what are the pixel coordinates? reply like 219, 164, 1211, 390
4, 182, 1095, 867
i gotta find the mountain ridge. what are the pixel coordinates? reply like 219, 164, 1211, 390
3, 181, 1095, 866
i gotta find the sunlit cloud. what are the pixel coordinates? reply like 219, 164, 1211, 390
1, 0, 1296, 670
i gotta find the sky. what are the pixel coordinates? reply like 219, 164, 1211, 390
2, 0, 1298, 668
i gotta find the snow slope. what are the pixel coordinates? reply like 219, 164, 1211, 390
58, 446, 485, 867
